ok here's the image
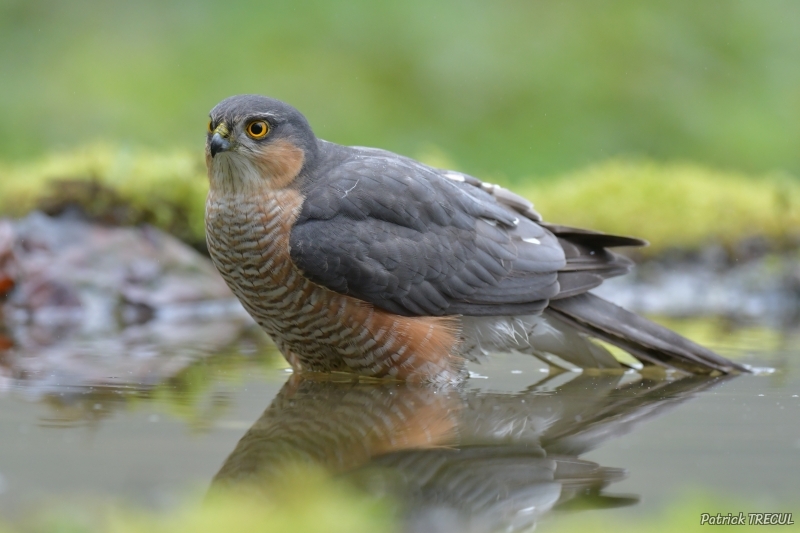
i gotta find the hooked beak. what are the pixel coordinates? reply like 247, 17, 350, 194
209, 132, 231, 158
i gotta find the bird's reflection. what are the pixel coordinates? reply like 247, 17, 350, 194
211, 371, 730, 532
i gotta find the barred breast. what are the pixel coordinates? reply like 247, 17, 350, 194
205, 189, 464, 382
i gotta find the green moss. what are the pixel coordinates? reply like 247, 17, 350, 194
15, 466, 394, 533
522, 160, 800, 254
1, 148, 798, 254
0, 144, 209, 247
10, 487, 794, 533
112, 470, 394, 533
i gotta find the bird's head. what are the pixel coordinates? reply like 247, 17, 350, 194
205, 95, 318, 194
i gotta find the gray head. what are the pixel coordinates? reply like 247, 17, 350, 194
206, 95, 319, 192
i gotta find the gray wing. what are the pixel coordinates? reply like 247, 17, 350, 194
290, 147, 644, 317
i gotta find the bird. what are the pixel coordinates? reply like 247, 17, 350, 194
210, 374, 727, 531
204, 94, 749, 383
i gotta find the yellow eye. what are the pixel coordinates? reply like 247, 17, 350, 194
207, 120, 214, 133
246, 120, 270, 139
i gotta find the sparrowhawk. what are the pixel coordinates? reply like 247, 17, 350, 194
204, 95, 748, 382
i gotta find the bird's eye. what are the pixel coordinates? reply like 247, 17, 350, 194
246, 120, 270, 140
207, 120, 214, 133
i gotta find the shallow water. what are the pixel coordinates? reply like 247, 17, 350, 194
0, 320, 797, 531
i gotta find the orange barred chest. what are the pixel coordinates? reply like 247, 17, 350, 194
204, 190, 464, 383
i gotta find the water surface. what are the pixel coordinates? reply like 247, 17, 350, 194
0, 320, 797, 531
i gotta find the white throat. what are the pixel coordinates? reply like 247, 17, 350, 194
209, 152, 264, 196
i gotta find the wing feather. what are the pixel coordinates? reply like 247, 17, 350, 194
290, 145, 645, 317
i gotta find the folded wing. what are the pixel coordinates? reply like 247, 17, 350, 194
290, 148, 644, 317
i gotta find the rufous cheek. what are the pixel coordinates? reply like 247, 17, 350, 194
253, 139, 305, 189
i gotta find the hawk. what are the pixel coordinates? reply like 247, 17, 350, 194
204, 95, 748, 382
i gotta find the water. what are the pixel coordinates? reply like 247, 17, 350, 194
0, 321, 797, 532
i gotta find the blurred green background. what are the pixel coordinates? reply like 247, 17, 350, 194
2, 0, 800, 181
1, 0, 799, 253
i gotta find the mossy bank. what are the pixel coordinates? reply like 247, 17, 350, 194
1, 145, 797, 256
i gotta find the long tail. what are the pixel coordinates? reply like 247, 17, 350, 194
547, 293, 750, 374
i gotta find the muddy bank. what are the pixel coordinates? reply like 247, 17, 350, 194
0, 213, 259, 394
595, 246, 800, 327
3, 214, 798, 335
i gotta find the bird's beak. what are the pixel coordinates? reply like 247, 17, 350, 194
210, 132, 231, 158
